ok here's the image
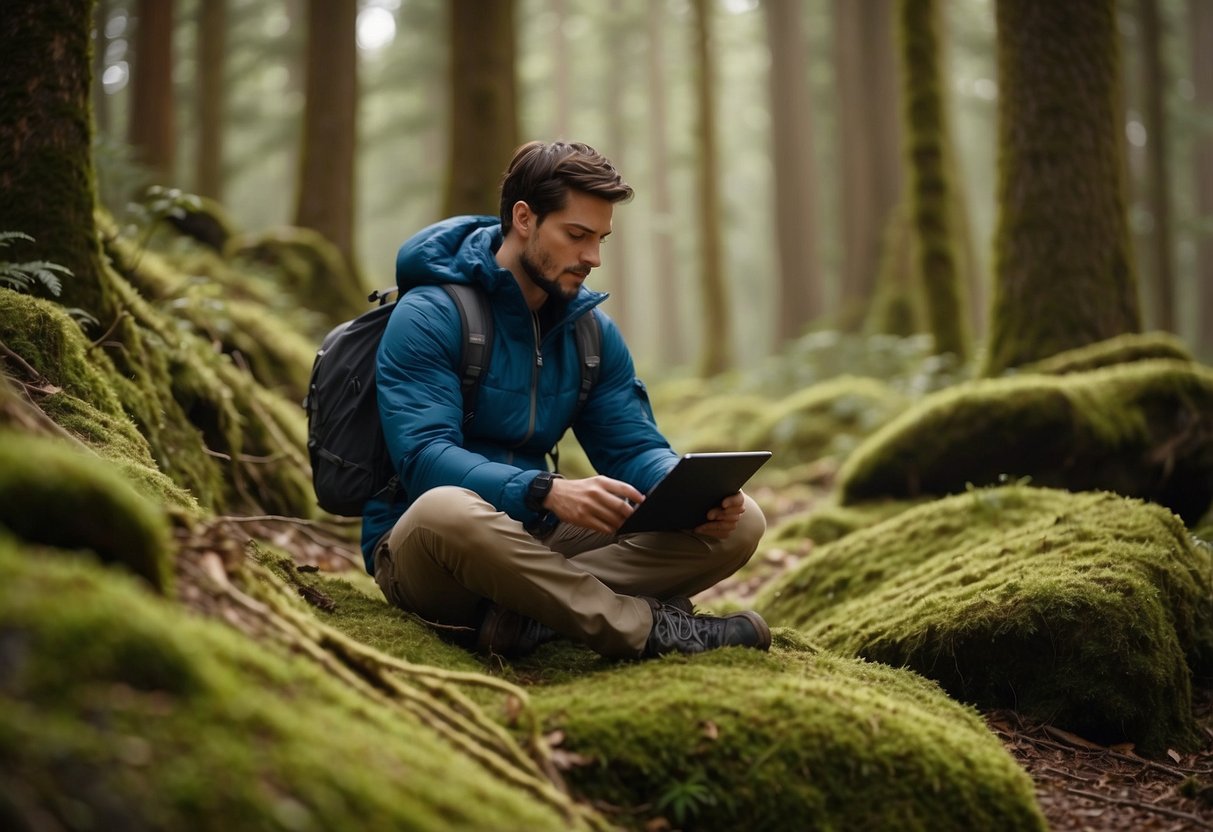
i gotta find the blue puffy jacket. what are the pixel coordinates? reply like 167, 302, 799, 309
359, 216, 679, 571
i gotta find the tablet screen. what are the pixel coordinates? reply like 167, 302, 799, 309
616, 451, 771, 535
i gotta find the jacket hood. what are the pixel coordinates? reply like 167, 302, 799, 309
395, 215, 503, 293
394, 215, 608, 321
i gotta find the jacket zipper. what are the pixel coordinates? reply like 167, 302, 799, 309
513, 311, 542, 449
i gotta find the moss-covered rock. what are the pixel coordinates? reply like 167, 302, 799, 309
526, 639, 1044, 831
1018, 331, 1192, 376
757, 486, 1213, 754
740, 376, 908, 467
0, 535, 598, 831
284, 562, 1044, 830
0, 431, 172, 590
837, 359, 1213, 524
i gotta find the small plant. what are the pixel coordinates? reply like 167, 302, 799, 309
0, 231, 98, 330
0, 231, 72, 297
654, 770, 718, 827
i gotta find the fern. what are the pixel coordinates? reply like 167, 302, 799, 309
0, 231, 73, 297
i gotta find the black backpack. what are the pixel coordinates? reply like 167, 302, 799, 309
303, 284, 602, 517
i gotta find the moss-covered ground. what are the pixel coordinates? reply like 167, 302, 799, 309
757, 486, 1213, 755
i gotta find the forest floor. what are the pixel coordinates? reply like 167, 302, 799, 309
210, 491, 1213, 832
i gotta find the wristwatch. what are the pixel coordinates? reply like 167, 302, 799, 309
526, 471, 563, 513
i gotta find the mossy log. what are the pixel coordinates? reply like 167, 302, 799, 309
837, 359, 1213, 524
290, 566, 1045, 830
758, 486, 1213, 755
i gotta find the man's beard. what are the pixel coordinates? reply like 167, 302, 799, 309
520, 245, 584, 302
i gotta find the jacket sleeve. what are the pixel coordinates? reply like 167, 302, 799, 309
573, 311, 679, 492
377, 287, 540, 521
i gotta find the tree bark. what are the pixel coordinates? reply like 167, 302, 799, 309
691, 0, 731, 377
128, 0, 176, 183
0, 0, 115, 323
836, 0, 902, 330
763, 0, 823, 346
195, 0, 226, 201
444, 0, 520, 216
984, 0, 1140, 375
92, 0, 111, 136
898, 0, 969, 360
646, 0, 686, 366
603, 0, 630, 338
294, 0, 359, 274
1193, 0, 1213, 359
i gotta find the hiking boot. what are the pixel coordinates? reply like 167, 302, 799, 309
476, 604, 559, 658
642, 600, 770, 657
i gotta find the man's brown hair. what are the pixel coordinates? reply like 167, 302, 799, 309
499, 141, 633, 235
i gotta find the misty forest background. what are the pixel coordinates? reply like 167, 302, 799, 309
91, 0, 1213, 378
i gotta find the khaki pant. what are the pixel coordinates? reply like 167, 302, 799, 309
373, 486, 766, 657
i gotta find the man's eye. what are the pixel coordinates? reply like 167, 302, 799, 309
569, 232, 585, 241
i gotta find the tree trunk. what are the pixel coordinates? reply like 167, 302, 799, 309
898, 0, 969, 360
1136, 0, 1175, 332
691, 0, 730, 377
128, 0, 176, 183
1193, 0, 1213, 359
836, 0, 902, 331
603, 0, 630, 338
646, 0, 686, 366
195, 0, 226, 201
294, 0, 359, 274
984, 0, 1140, 375
763, 0, 823, 346
445, 0, 520, 216
92, 0, 111, 137
0, 0, 115, 323
551, 0, 570, 139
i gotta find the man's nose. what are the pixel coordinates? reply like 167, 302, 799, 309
582, 242, 601, 269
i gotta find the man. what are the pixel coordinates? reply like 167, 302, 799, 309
363, 140, 769, 659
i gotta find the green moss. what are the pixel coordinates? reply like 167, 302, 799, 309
758, 486, 1213, 754
0, 535, 594, 831
1017, 331, 1193, 376
527, 643, 1044, 831
838, 359, 1213, 524
770, 496, 926, 546
274, 551, 1046, 830
661, 393, 773, 454
0, 431, 171, 591
740, 376, 908, 467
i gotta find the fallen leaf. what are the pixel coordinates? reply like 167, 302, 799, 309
643, 818, 671, 832
550, 748, 595, 770
702, 720, 719, 740
544, 729, 566, 747
1167, 748, 1182, 764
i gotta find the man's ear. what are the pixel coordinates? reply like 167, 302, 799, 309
511, 201, 534, 239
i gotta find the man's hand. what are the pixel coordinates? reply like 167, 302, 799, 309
694, 492, 746, 539
544, 475, 645, 535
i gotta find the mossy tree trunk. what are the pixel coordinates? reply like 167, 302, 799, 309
984, 0, 1140, 375
763, 0, 823, 346
692, 0, 731, 378
128, 0, 176, 183
294, 0, 361, 282
1189, 0, 1213, 360
444, 0, 519, 216
0, 0, 117, 326
835, 0, 902, 332
195, 0, 226, 201
646, 0, 687, 366
897, 0, 969, 361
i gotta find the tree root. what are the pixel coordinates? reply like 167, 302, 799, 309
183, 551, 610, 831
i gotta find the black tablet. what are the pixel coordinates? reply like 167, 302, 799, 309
616, 451, 772, 535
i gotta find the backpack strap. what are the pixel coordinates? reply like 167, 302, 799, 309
572, 311, 602, 420
441, 284, 494, 425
